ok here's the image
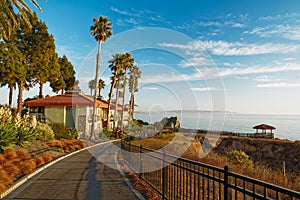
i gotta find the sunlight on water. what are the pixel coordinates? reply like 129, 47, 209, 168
134, 111, 300, 141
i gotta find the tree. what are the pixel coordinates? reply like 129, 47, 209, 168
0, 36, 25, 109
107, 53, 124, 131
0, 0, 41, 40
28, 17, 60, 98
97, 79, 105, 98
88, 79, 95, 96
90, 15, 112, 139
113, 71, 125, 129
50, 55, 76, 94
120, 53, 134, 131
128, 65, 141, 118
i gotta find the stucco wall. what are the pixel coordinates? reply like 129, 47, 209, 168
45, 106, 65, 124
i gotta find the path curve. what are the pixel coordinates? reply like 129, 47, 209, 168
4, 141, 140, 200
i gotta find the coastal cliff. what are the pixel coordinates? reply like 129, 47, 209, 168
214, 137, 300, 173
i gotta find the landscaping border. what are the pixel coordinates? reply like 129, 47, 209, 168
0, 139, 118, 199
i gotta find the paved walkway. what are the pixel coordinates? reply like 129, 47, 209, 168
5, 142, 140, 200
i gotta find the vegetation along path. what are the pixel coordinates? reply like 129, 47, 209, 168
4, 141, 140, 200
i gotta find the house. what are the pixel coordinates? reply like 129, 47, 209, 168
109, 102, 130, 130
25, 91, 108, 138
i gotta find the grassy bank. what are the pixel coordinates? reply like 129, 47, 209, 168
131, 132, 300, 192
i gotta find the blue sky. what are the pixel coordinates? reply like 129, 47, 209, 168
2, 0, 300, 115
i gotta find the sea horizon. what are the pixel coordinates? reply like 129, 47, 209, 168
134, 110, 300, 141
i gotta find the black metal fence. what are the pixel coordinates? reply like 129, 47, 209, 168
121, 139, 300, 200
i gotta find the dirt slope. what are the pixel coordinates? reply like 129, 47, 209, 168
214, 137, 300, 173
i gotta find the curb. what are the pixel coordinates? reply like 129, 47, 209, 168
115, 150, 145, 200
0, 139, 119, 199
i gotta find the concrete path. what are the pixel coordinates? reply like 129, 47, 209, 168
4, 141, 140, 200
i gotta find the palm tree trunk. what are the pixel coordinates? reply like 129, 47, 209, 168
121, 76, 127, 131
39, 81, 44, 98
90, 41, 101, 140
129, 76, 135, 118
114, 85, 120, 129
8, 83, 14, 109
107, 74, 117, 131
17, 80, 24, 116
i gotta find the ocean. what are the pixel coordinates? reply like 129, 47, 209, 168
134, 111, 300, 141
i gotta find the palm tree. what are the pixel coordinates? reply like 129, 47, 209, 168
107, 53, 124, 131
88, 79, 95, 96
120, 53, 134, 131
128, 66, 141, 119
1, 0, 41, 40
90, 16, 112, 139
113, 72, 125, 129
97, 79, 105, 98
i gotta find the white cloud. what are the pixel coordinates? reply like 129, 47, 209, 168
142, 87, 159, 90
283, 58, 295, 61
256, 83, 300, 88
223, 62, 243, 67
191, 87, 218, 92
111, 6, 167, 24
259, 13, 299, 21
254, 75, 274, 82
160, 40, 300, 56
220, 63, 300, 77
245, 24, 300, 41
116, 18, 138, 26
139, 62, 300, 84
179, 57, 210, 67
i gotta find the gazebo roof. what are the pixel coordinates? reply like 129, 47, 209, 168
253, 124, 276, 130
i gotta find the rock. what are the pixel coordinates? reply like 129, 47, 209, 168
160, 116, 180, 129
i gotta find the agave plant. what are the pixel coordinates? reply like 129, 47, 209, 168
15, 126, 39, 147
0, 123, 17, 151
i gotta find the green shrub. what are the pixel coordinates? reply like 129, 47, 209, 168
226, 150, 253, 168
0, 124, 17, 151
133, 118, 149, 126
16, 126, 39, 147
36, 122, 55, 142
53, 147, 64, 153
49, 123, 78, 140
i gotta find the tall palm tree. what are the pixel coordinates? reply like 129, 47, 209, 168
97, 79, 105, 98
120, 53, 134, 131
90, 16, 112, 139
88, 79, 95, 96
1, 0, 41, 40
113, 71, 125, 129
128, 66, 141, 119
107, 53, 123, 131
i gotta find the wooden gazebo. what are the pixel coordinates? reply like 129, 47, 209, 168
253, 124, 276, 138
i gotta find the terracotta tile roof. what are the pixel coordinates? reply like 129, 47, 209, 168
25, 93, 108, 108
253, 124, 276, 130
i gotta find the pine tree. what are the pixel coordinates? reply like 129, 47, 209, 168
50, 55, 76, 94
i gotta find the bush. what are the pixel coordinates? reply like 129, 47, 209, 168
0, 124, 17, 151
36, 122, 55, 142
15, 126, 39, 147
226, 150, 253, 168
49, 123, 78, 140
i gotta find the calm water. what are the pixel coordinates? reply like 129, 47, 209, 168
134, 111, 300, 141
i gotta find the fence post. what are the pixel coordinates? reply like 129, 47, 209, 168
139, 145, 143, 174
162, 149, 168, 199
129, 141, 131, 165
224, 166, 229, 200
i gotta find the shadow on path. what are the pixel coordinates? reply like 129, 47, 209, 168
85, 157, 101, 200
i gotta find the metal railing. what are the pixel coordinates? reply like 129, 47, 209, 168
121, 139, 300, 200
